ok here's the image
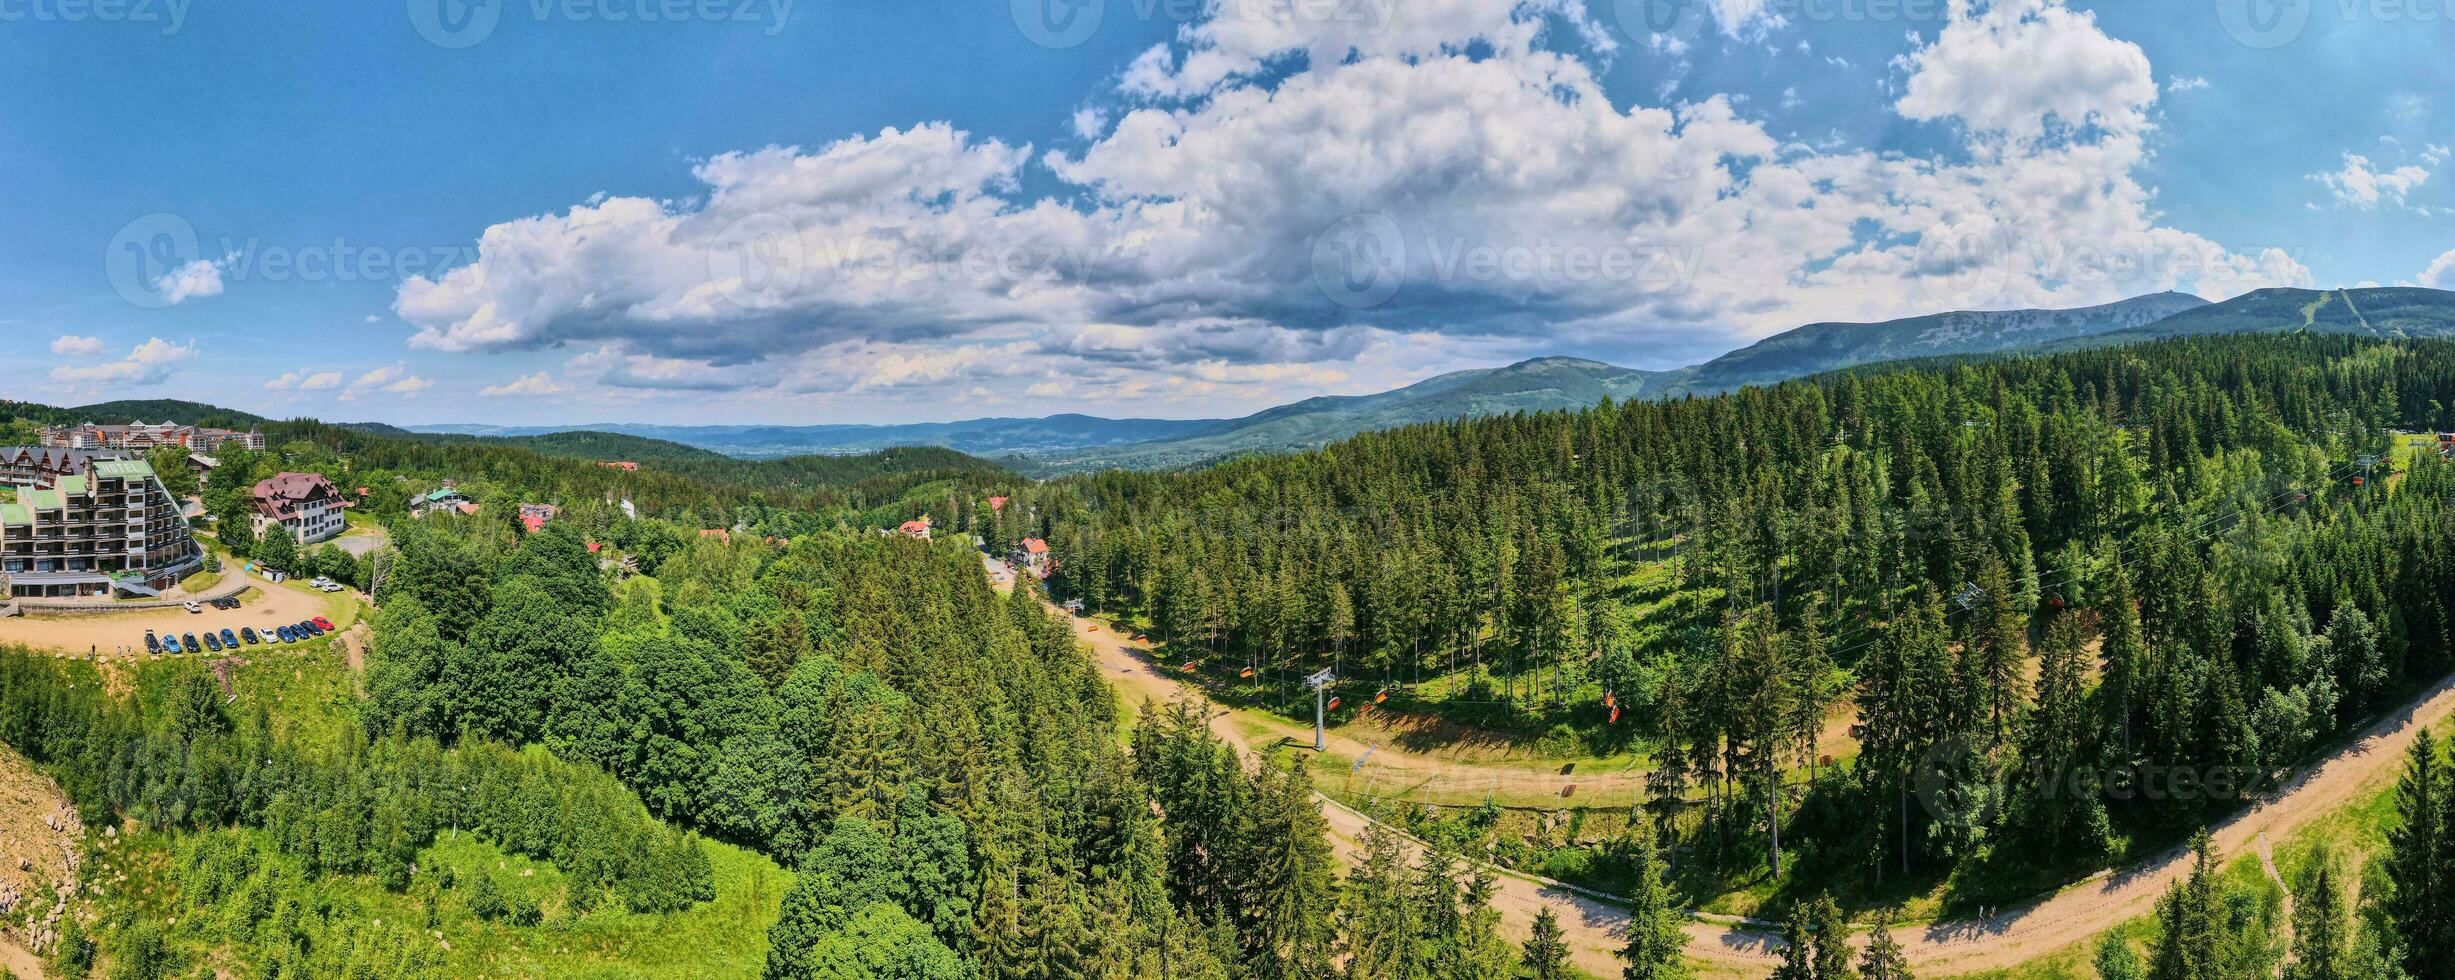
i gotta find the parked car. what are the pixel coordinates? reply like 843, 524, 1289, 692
144, 632, 161, 654
182, 633, 201, 652
184, 601, 201, 614
276, 626, 296, 643
221, 629, 240, 648
240, 627, 258, 645
205, 633, 225, 652
163, 636, 181, 654
312, 616, 336, 632
319, 583, 345, 593
299, 621, 323, 637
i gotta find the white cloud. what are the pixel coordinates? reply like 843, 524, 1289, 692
152, 258, 226, 305
1894, 0, 2157, 144
391, 0, 2303, 409
2422, 248, 2455, 289
2167, 75, 2209, 93
338, 364, 433, 401
50, 335, 106, 357
264, 370, 343, 391
49, 337, 196, 385
479, 372, 568, 397
2311, 152, 2433, 209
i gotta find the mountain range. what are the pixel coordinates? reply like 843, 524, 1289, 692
159, 285, 2455, 473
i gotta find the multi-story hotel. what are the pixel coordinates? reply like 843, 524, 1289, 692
0, 447, 203, 599
40, 420, 267, 453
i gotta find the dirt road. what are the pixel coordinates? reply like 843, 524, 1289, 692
1018, 560, 2455, 975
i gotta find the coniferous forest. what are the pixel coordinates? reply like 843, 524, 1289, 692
10, 334, 2455, 978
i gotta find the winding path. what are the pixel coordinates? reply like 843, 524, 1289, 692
1004, 561, 2455, 974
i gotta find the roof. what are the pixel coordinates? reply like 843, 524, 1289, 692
1021, 538, 1048, 554
699, 529, 730, 542
92, 459, 157, 480
55, 476, 87, 496
900, 519, 932, 533
454, 501, 480, 515
0, 503, 26, 528
587, 542, 603, 553
421, 488, 467, 503
521, 514, 546, 534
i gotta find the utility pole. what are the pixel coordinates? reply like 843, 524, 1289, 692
1305, 668, 1335, 752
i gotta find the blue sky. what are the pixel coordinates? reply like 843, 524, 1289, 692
3, 0, 2449, 425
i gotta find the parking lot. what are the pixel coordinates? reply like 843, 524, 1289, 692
0, 581, 345, 657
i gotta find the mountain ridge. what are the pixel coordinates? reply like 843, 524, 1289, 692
386, 286, 2455, 471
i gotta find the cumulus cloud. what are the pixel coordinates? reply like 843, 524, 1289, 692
2312, 152, 2434, 209
2422, 248, 2455, 289
50, 335, 106, 357
391, 0, 2304, 411
1894, 0, 2156, 144
49, 337, 196, 385
480, 372, 568, 397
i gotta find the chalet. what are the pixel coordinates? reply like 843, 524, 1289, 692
899, 516, 933, 540
1014, 538, 1051, 579
598, 460, 639, 472
250, 472, 345, 545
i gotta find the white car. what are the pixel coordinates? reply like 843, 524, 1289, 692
183, 601, 201, 614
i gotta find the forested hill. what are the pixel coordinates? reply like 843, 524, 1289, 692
2095, 285, 2455, 342
1030, 332, 2455, 903
1, 398, 269, 430
1684, 291, 2210, 389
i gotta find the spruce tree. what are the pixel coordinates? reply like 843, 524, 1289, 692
1858, 914, 1910, 980
2287, 856, 2351, 980
1616, 813, 1688, 980
2385, 729, 2450, 975
1521, 906, 1573, 980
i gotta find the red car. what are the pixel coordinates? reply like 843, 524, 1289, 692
311, 616, 336, 632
